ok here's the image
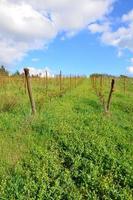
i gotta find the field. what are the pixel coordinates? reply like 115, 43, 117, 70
0, 75, 133, 199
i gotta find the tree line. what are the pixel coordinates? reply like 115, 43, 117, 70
0, 66, 129, 78
0, 65, 20, 76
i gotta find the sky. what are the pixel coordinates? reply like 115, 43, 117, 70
0, 0, 133, 76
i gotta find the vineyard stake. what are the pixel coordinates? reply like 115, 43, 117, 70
124, 77, 126, 94
70, 74, 72, 90
45, 70, 48, 95
100, 76, 103, 92
93, 76, 96, 89
75, 76, 77, 88
24, 75, 27, 94
59, 70, 62, 92
106, 79, 115, 112
92, 76, 95, 89
24, 68, 36, 115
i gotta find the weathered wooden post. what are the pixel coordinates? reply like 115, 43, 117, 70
45, 70, 48, 95
124, 77, 126, 94
106, 79, 115, 112
62, 74, 64, 88
75, 75, 77, 88
59, 70, 62, 92
100, 75, 103, 92
24, 68, 36, 115
24, 74, 27, 94
70, 74, 72, 90
92, 76, 95, 89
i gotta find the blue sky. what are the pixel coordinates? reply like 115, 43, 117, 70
0, 0, 133, 76
19, 31, 130, 76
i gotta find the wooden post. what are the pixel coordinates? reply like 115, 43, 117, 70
124, 77, 126, 94
24, 74, 27, 94
62, 74, 64, 90
59, 70, 62, 92
106, 79, 115, 112
108, 77, 110, 86
92, 76, 95, 89
75, 76, 77, 88
100, 76, 103, 92
24, 68, 36, 115
45, 70, 48, 95
70, 74, 72, 90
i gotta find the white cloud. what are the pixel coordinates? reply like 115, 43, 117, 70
0, 0, 115, 65
130, 58, 133, 63
0, 1, 56, 40
88, 9, 133, 73
88, 22, 110, 33
127, 66, 133, 74
0, 0, 57, 65
12, 0, 114, 32
88, 9, 133, 53
126, 58, 133, 74
0, 39, 27, 64
101, 25, 133, 51
122, 10, 133, 22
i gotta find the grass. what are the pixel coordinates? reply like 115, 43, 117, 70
0, 77, 132, 199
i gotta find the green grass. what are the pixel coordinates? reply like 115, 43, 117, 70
0, 77, 133, 199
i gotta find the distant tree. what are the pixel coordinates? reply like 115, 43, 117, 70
90, 73, 116, 78
0, 65, 9, 76
120, 75, 128, 78
12, 70, 20, 76
90, 73, 105, 77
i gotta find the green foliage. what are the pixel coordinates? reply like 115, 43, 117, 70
120, 75, 128, 78
0, 78, 132, 199
12, 70, 20, 76
90, 73, 115, 78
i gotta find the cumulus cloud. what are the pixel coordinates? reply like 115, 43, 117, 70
88, 8, 133, 53
0, 0, 57, 65
127, 58, 133, 74
88, 22, 110, 33
101, 25, 133, 51
11, 0, 114, 32
122, 10, 133, 22
131, 58, 133, 63
0, 0, 115, 65
88, 8, 133, 75
127, 66, 133, 74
